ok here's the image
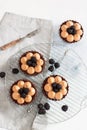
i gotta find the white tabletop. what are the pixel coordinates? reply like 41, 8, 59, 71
0, 0, 87, 130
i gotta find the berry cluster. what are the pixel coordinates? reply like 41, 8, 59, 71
27, 56, 37, 67
38, 103, 50, 115
18, 88, 29, 98
48, 59, 60, 72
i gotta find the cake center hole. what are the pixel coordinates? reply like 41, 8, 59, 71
26, 56, 37, 67
18, 88, 29, 98
52, 82, 62, 92
67, 26, 76, 35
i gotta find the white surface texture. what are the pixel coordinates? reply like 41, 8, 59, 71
0, 0, 87, 130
